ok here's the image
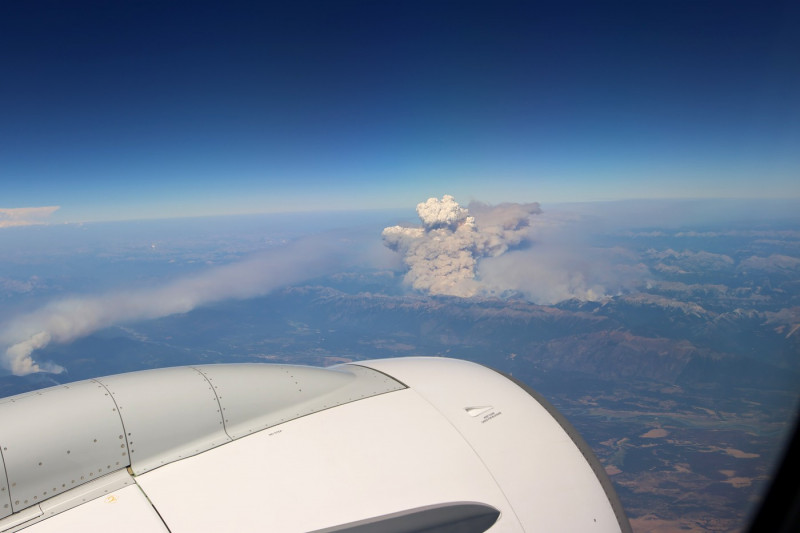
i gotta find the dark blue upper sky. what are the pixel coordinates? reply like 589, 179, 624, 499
2, 0, 798, 222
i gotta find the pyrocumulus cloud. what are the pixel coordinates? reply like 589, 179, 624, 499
383, 195, 648, 303
1, 235, 351, 375
382, 195, 542, 297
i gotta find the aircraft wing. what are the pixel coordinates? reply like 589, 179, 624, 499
0, 357, 630, 532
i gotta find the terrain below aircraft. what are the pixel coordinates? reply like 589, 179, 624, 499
0, 357, 631, 532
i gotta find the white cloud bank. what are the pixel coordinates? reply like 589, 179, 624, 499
383, 195, 647, 303
0, 206, 60, 228
1, 234, 352, 375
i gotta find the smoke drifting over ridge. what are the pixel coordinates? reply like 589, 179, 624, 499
2, 200, 648, 375
382, 195, 542, 297
1, 235, 351, 375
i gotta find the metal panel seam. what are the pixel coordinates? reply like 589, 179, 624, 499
90, 379, 133, 469
341, 364, 410, 389
0, 443, 11, 518
379, 386, 526, 531
484, 366, 632, 533
131, 481, 172, 533
189, 367, 231, 441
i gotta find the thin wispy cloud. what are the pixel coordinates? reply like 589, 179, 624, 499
0, 206, 60, 228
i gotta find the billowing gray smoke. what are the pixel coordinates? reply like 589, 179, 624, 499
384, 195, 650, 303
382, 195, 542, 297
1, 235, 352, 376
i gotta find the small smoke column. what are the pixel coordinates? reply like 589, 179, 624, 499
1, 235, 351, 375
382, 195, 541, 297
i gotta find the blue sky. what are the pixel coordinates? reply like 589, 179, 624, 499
1, 0, 798, 223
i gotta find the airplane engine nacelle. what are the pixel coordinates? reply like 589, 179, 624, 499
0, 357, 630, 532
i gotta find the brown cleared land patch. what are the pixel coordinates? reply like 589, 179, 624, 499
641, 428, 669, 438
723, 477, 753, 488
724, 448, 759, 459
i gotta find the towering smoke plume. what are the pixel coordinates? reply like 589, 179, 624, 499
382, 195, 542, 297
1, 235, 351, 375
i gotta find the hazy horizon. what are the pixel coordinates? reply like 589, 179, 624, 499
3, 1, 798, 223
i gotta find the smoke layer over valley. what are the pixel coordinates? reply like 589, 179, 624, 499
0, 234, 354, 375
3, 198, 796, 377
